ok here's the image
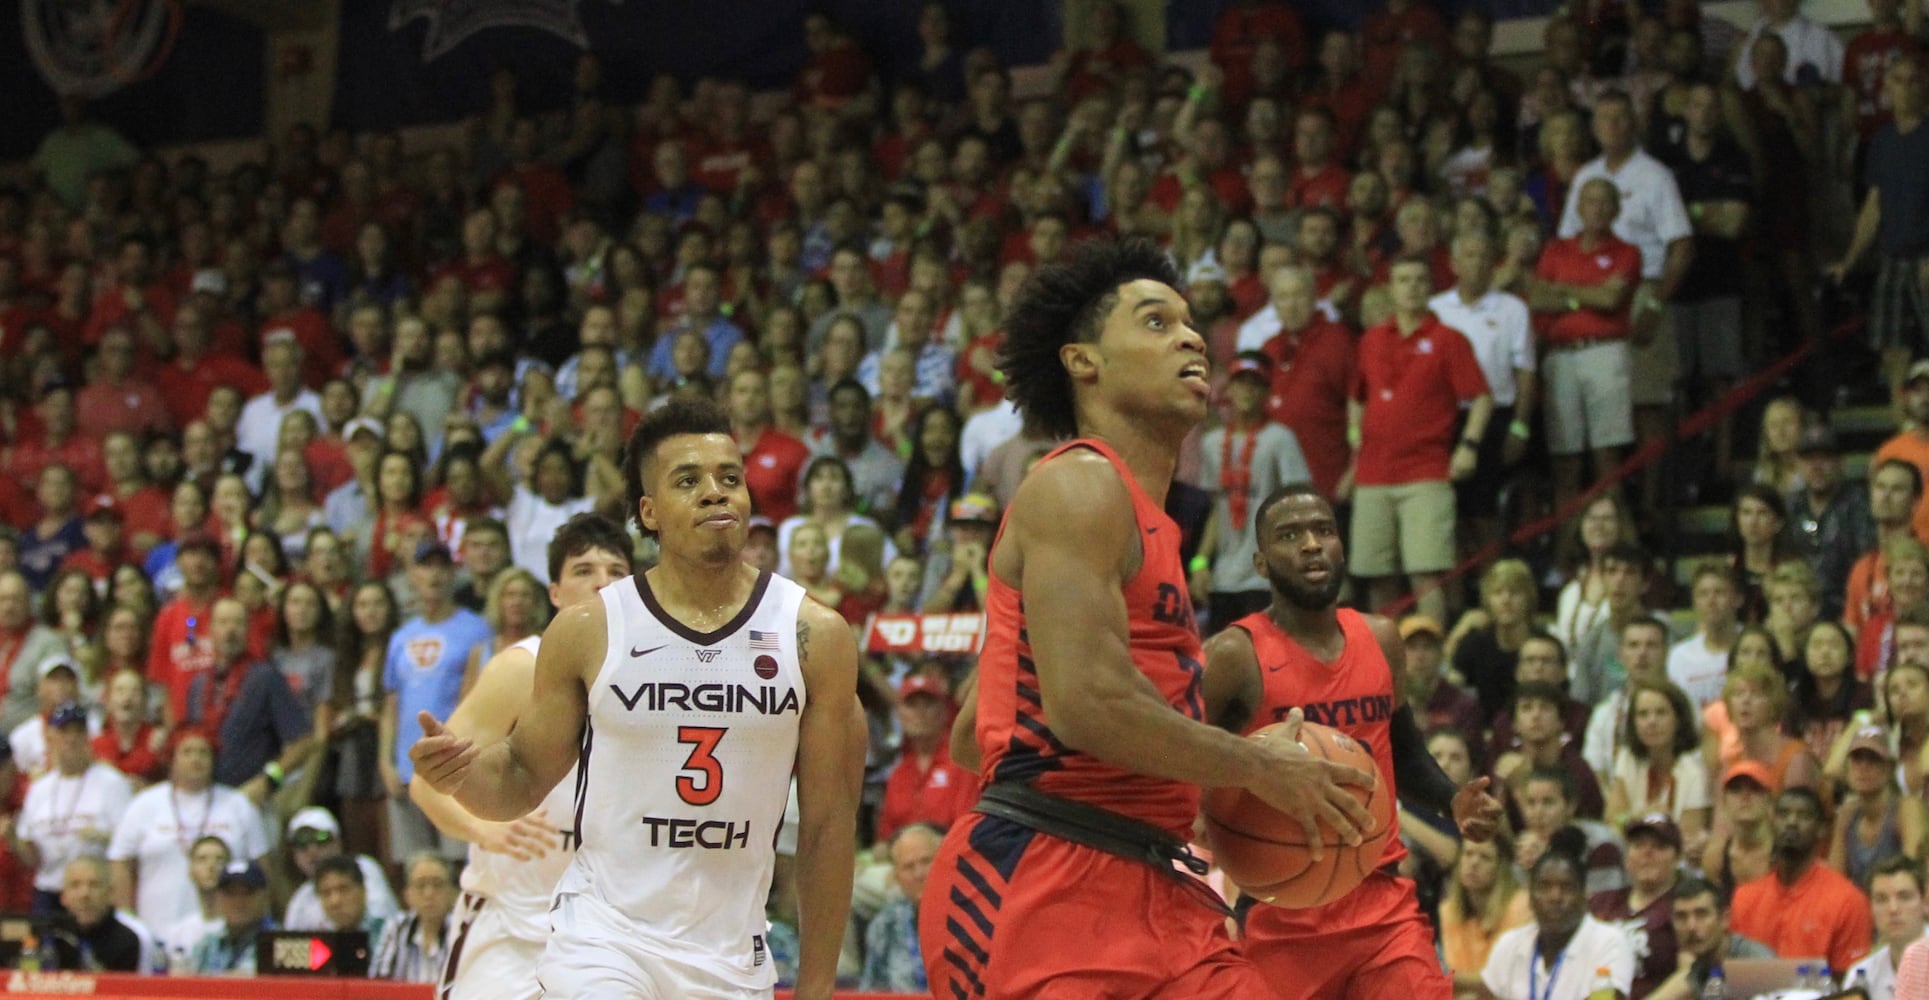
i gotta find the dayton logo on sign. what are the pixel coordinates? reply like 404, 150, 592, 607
390, 0, 620, 60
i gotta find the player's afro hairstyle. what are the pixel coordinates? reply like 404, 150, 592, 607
996, 238, 1179, 440
621, 396, 733, 536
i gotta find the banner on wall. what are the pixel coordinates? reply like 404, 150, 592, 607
863, 612, 986, 658
389, 0, 610, 61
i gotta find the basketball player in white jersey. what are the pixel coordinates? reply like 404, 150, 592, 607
408, 513, 633, 1000
412, 398, 863, 1000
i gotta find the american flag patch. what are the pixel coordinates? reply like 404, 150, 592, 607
748, 630, 779, 651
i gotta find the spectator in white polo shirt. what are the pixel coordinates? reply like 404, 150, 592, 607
1558, 90, 1694, 510
1732, 0, 1845, 90
1431, 226, 1535, 551
1845, 854, 1929, 1000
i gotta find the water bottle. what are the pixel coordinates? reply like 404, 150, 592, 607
1793, 963, 1811, 990
1817, 966, 1834, 991
1846, 967, 1870, 995
1701, 965, 1725, 1000
18, 932, 40, 973
1590, 965, 1614, 995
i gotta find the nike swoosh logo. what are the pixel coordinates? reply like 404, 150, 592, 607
630, 645, 666, 658
1145, 526, 1160, 534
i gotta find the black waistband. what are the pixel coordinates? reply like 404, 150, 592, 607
973, 781, 1211, 879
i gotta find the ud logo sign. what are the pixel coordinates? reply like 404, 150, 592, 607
390, 0, 621, 61
22, 0, 181, 97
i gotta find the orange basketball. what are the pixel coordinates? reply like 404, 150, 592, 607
1202, 721, 1395, 908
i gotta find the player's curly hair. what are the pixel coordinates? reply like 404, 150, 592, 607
997, 238, 1179, 440
622, 396, 732, 536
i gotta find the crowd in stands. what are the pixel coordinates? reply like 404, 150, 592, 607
4, 0, 1929, 993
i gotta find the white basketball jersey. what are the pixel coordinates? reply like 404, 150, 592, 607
554, 571, 806, 986
460, 634, 577, 943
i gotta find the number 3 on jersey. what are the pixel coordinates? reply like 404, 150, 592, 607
675, 726, 728, 806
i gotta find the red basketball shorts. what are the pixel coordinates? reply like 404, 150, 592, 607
919, 812, 1272, 999
1241, 870, 1452, 1000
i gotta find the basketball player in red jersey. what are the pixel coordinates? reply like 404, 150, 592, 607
1204, 483, 1504, 999
919, 239, 1375, 999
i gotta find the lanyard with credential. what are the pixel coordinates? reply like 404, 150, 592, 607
1530, 940, 1567, 1000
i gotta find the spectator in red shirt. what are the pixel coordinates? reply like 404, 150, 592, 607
147, 530, 224, 725
80, 234, 175, 353
7, 381, 105, 496
155, 302, 268, 429
496, 123, 575, 247
1528, 177, 1642, 511
1302, 30, 1379, 160
1729, 786, 1876, 977
874, 674, 978, 846
75, 326, 172, 441
1212, 0, 1306, 98
255, 261, 341, 391
433, 208, 517, 316
0, 744, 32, 911
1362, 0, 1451, 86
728, 369, 811, 524
92, 666, 165, 786
1288, 107, 1351, 211
1349, 256, 1494, 623
1239, 266, 1356, 500
99, 431, 171, 559
796, 13, 877, 112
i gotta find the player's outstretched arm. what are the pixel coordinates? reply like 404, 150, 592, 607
1014, 453, 1371, 845
1373, 614, 1501, 842
791, 598, 866, 1000
407, 644, 558, 860
411, 600, 600, 821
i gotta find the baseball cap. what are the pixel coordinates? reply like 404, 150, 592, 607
1187, 260, 1229, 288
288, 806, 342, 843
1909, 359, 1929, 386
1848, 725, 1893, 761
1721, 760, 1774, 790
176, 529, 222, 558
1398, 615, 1445, 641
190, 269, 228, 296
343, 416, 384, 442
47, 701, 87, 729
1794, 424, 1838, 455
1226, 354, 1273, 382
948, 493, 1000, 526
899, 675, 954, 705
216, 860, 268, 892
748, 515, 776, 534
1623, 812, 1683, 850
414, 540, 455, 565
85, 494, 122, 522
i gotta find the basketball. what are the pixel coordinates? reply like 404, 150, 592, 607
1202, 721, 1394, 908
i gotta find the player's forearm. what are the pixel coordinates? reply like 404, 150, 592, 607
1049, 675, 1279, 791
451, 737, 549, 821
792, 817, 858, 994
1461, 395, 1494, 444
409, 774, 493, 842
1390, 707, 1460, 818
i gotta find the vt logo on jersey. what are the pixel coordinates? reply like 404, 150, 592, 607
1269, 693, 1394, 727
694, 649, 721, 664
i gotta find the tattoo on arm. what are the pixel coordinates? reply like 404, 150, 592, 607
797, 620, 812, 664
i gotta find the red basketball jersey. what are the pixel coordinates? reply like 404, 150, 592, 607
1233, 608, 1406, 869
976, 439, 1206, 839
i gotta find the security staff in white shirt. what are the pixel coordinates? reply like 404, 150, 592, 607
1483, 850, 1635, 1000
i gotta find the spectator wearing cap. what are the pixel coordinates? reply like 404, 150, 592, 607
1231, 266, 1354, 500
323, 416, 387, 555
874, 676, 977, 847
1788, 424, 1875, 620
1731, 786, 1876, 977
1430, 227, 1536, 547
235, 336, 324, 473
17, 466, 85, 595
1832, 55, 1929, 401
15, 701, 132, 913
1194, 351, 1310, 626
183, 597, 313, 807
1656, 877, 1778, 1000
75, 326, 173, 442
1845, 854, 1929, 1000
1827, 726, 1926, 892
145, 531, 223, 724
109, 728, 268, 936
920, 493, 998, 614
0, 570, 68, 733
380, 541, 490, 864
1400, 616, 1487, 763
190, 860, 275, 975
10, 658, 89, 776
809, 380, 906, 519
1590, 813, 1686, 998
6, 381, 106, 499
1350, 255, 1494, 625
